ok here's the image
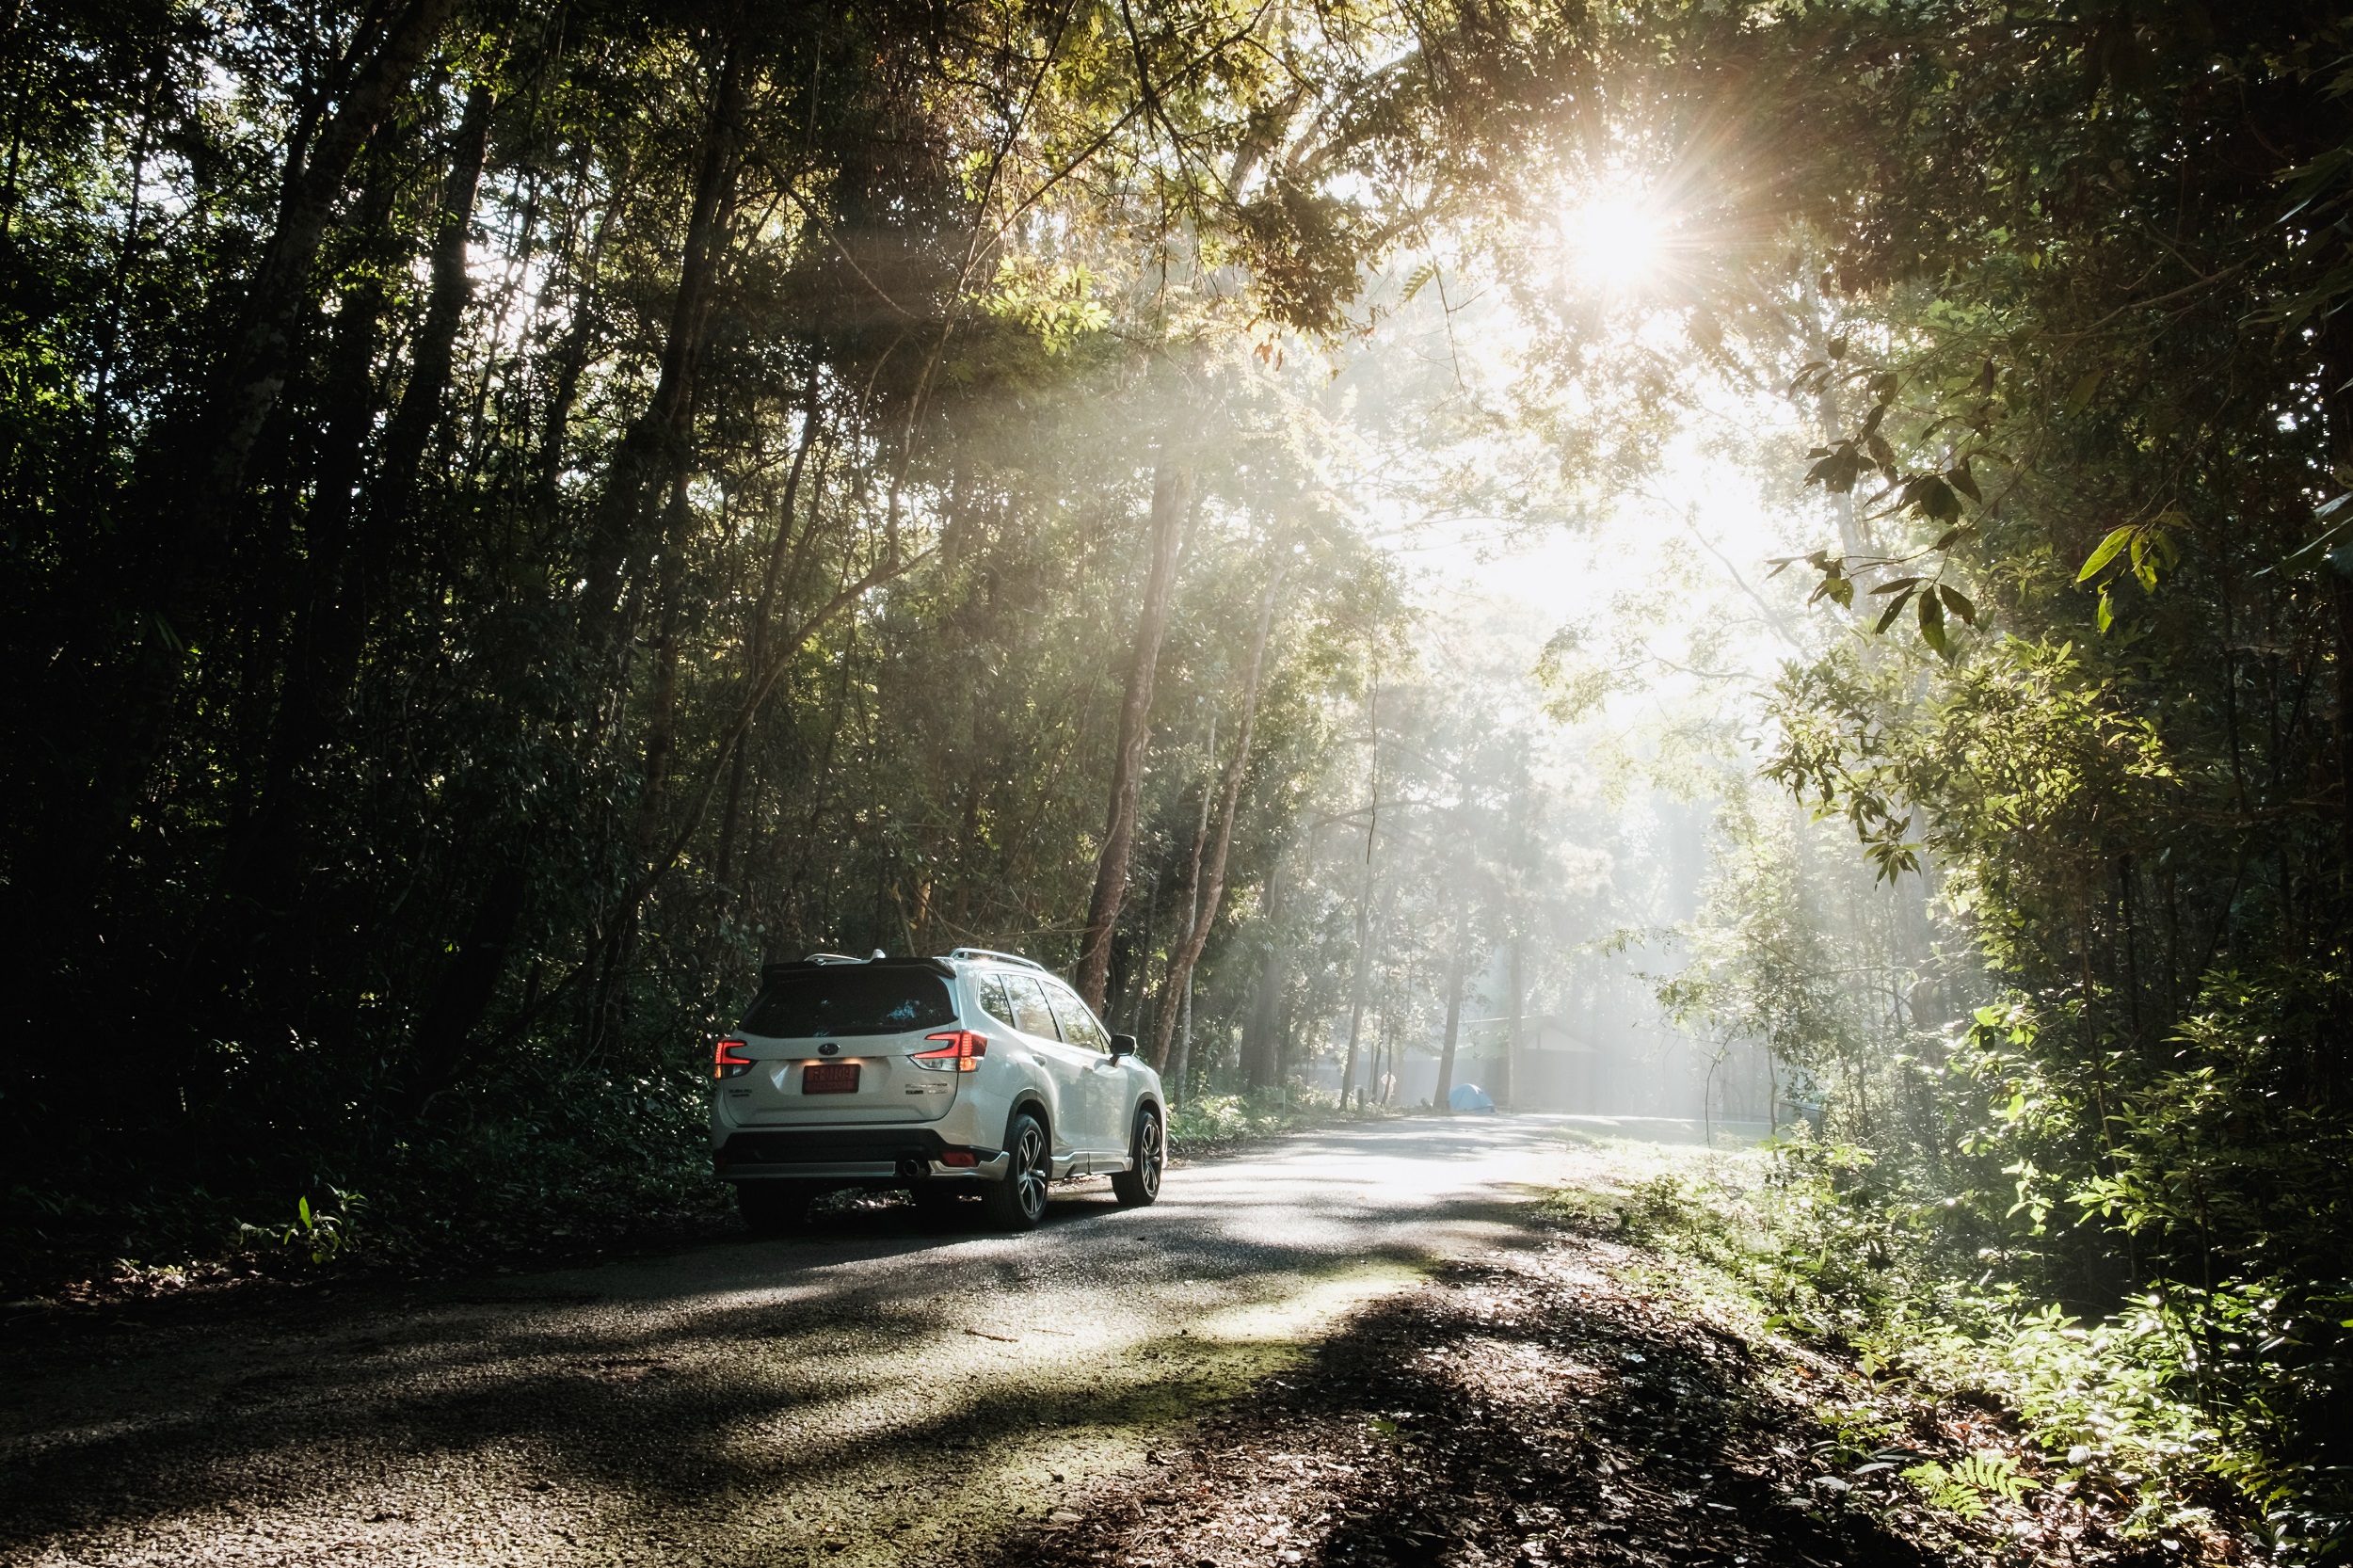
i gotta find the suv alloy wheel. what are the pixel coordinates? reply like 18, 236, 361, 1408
981, 1111, 1048, 1230
1111, 1106, 1162, 1208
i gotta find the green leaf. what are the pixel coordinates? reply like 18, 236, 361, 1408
2096, 588, 2116, 633
1870, 575, 1923, 595
1874, 587, 1916, 633
1947, 463, 1982, 504
1806, 445, 1865, 494
1938, 584, 1977, 626
2064, 369, 2105, 415
1918, 585, 1952, 658
1906, 473, 1963, 523
2264, 511, 2353, 577
1827, 335, 1849, 360
2076, 525, 2135, 582
298, 1195, 312, 1226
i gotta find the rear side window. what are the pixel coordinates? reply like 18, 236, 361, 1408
741, 968, 956, 1037
1003, 974, 1062, 1039
1045, 985, 1111, 1053
978, 972, 1017, 1030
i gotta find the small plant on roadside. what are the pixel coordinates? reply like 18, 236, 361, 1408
1812, 1403, 1902, 1470
240, 1187, 368, 1266
1901, 1451, 2039, 1520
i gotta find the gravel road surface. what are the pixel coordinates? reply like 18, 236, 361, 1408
1, 1115, 1594, 1567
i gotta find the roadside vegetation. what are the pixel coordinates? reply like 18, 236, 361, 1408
1541, 1128, 2342, 1562
1167, 1086, 1403, 1156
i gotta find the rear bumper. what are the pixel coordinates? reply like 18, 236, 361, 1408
714, 1128, 1009, 1184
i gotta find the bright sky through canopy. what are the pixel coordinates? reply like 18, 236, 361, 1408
1561, 191, 1668, 292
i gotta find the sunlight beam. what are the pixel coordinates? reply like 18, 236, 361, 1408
1560, 190, 1670, 294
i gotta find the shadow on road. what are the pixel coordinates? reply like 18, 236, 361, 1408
0, 1116, 1583, 1565
988, 1240, 1959, 1568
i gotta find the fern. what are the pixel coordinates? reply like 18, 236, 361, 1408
1901, 1452, 2039, 1519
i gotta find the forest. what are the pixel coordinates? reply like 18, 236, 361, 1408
4, 0, 2351, 1560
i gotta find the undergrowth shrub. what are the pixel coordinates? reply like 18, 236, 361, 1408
1599, 1130, 2353, 1560
1166, 1085, 1384, 1151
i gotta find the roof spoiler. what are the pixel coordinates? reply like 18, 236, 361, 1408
759, 952, 955, 985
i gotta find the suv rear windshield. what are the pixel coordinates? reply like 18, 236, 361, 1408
740, 968, 957, 1037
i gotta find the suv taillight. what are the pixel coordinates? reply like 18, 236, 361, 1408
713, 1037, 753, 1080
911, 1030, 988, 1072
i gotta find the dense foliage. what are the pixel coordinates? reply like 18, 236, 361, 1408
0, 0, 1600, 1282
0, 0, 1362, 1271
1594, 6, 2353, 1558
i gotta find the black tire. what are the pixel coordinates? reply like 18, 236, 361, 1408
737, 1180, 814, 1236
1111, 1106, 1163, 1208
980, 1112, 1049, 1231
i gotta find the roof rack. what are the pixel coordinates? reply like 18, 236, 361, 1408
870, 954, 954, 975
945, 946, 1045, 971
801, 952, 861, 965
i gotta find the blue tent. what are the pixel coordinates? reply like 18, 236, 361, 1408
1448, 1081, 1495, 1112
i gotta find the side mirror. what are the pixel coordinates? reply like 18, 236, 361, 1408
1109, 1033, 1137, 1059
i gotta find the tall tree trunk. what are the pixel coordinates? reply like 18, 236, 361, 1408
223, 146, 405, 921
532, 193, 616, 521
1160, 712, 1213, 1096
1151, 570, 1283, 1079
1338, 824, 1378, 1103
92, 0, 456, 846
1433, 901, 1470, 1112
1502, 935, 1523, 1111
365, 78, 494, 567
632, 474, 695, 863
1123, 871, 1157, 1034
92, 44, 168, 445
1075, 453, 1193, 1013
573, 42, 744, 1047
575, 40, 744, 656
1243, 855, 1289, 1091
232, 78, 494, 925
719, 387, 824, 886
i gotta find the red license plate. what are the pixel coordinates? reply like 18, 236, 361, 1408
801, 1062, 859, 1095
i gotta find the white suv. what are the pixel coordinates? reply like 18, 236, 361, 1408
710, 949, 1166, 1232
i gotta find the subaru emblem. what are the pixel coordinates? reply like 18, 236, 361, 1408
818, 1042, 840, 1056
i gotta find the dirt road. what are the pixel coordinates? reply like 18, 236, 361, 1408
1, 1116, 1598, 1567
